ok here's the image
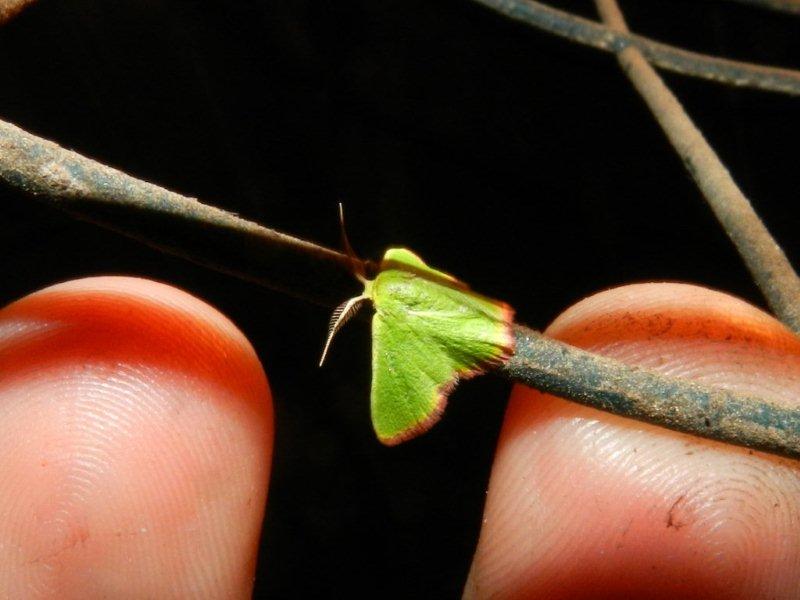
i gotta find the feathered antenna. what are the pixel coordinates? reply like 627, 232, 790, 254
319, 204, 369, 366
319, 295, 368, 366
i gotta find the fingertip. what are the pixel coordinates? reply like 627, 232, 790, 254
0, 276, 273, 597
470, 283, 800, 599
2, 276, 270, 405
548, 282, 798, 356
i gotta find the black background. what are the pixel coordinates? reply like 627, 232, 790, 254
1, 1, 798, 597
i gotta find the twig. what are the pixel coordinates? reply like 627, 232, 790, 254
0, 118, 363, 307
593, 0, 800, 334
469, 0, 800, 96
726, 0, 800, 15
1, 117, 799, 460
0, 0, 34, 25
503, 325, 800, 461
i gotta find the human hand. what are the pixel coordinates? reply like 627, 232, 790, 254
0, 277, 272, 597
0, 277, 797, 598
466, 283, 800, 599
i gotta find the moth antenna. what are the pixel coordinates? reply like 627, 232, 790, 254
319, 295, 368, 367
338, 203, 366, 283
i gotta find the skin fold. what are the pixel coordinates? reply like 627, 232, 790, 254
0, 277, 796, 598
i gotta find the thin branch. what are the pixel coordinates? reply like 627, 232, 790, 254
1, 117, 799, 460
0, 118, 365, 307
469, 0, 800, 96
0, 0, 34, 25
593, 0, 800, 333
726, 0, 800, 15
502, 325, 800, 461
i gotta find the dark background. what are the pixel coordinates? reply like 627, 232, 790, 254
1, 0, 798, 597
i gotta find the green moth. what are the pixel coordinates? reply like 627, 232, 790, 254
321, 233, 515, 445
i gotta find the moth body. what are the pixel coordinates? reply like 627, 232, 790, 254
322, 247, 515, 445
